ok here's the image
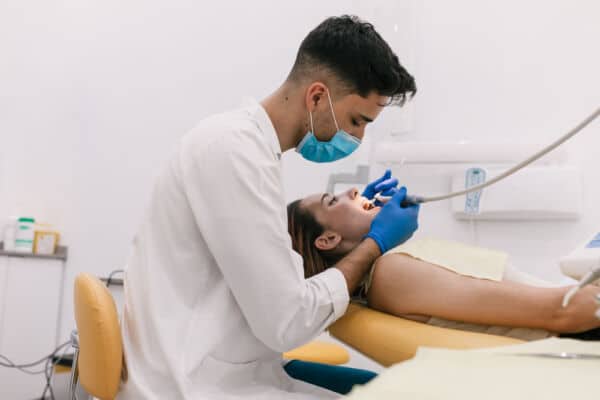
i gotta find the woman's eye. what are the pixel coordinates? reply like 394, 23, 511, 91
351, 118, 360, 127
329, 196, 338, 205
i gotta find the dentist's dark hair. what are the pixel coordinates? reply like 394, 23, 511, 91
288, 15, 416, 106
287, 199, 343, 278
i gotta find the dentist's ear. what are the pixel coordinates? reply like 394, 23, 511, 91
305, 82, 327, 111
314, 230, 342, 251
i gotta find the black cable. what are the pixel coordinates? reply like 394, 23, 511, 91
39, 341, 70, 400
40, 355, 54, 400
105, 269, 124, 288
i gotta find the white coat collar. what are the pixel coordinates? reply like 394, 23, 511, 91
242, 97, 282, 160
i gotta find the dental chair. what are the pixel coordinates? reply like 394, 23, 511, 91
68, 273, 520, 398
329, 303, 524, 367
68, 273, 349, 400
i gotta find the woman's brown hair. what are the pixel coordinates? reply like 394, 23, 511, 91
287, 199, 344, 278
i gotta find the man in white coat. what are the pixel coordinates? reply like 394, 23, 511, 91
119, 15, 420, 400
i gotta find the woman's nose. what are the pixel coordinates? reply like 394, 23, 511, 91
347, 188, 359, 199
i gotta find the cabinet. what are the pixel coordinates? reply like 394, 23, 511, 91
0, 247, 67, 399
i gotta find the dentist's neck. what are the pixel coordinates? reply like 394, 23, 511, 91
261, 83, 308, 153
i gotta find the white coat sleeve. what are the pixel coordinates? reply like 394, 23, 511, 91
179, 129, 349, 352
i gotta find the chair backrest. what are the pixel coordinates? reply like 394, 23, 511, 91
74, 273, 123, 400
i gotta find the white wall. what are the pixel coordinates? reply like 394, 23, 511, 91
407, 0, 600, 281
1, 0, 599, 366
0, 0, 415, 348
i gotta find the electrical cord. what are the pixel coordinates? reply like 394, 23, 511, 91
0, 354, 47, 375
0, 341, 69, 369
0, 340, 70, 399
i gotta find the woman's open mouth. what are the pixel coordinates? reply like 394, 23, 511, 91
361, 200, 375, 211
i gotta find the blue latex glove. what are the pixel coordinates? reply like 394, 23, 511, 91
365, 187, 420, 254
361, 169, 398, 203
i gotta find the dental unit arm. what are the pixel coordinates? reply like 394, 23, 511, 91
375, 107, 600, 207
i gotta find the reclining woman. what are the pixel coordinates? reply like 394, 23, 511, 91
287, 187, 600, 340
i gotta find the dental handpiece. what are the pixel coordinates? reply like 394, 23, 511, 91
372, 194, 425, 207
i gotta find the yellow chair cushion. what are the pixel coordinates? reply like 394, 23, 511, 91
53, 364, 71, 374
283, 340, 350, 365
329, 304, 524, 367
74, 273, 123, 400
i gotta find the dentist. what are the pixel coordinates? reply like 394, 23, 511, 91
120, 15, 419, 400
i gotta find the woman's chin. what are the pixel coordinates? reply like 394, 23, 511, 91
364, 209, 380, 224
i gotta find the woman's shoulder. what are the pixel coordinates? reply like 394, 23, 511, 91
376, 251, 414, 268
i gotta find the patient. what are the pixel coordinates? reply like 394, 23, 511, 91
287, 188, 600, 340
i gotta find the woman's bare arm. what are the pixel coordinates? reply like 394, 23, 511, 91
366, 253, 600, 333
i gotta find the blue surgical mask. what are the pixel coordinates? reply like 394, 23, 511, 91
296, 91, 361, 163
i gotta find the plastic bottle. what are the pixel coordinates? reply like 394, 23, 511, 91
2, 216, 18, 252
15, 217, 35, 253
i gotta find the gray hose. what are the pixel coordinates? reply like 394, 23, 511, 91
401, 107, 600, 206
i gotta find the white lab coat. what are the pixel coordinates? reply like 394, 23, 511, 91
118, 100, 350, 400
